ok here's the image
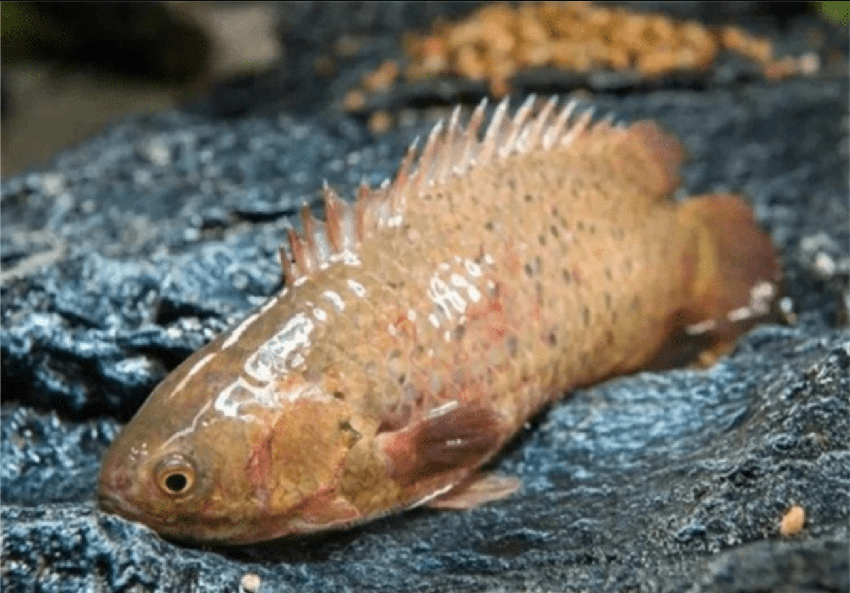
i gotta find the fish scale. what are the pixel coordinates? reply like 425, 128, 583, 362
99, 96, 780, 544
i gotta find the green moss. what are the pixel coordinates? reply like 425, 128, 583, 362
816, 1, 850, 26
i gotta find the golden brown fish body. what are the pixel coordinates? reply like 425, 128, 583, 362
98, 97, 779, 544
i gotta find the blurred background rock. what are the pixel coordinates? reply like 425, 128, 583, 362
1, 1, 847, 176
1, 1, 283, 175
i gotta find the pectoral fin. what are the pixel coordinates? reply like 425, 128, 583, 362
377, 402, 506, 488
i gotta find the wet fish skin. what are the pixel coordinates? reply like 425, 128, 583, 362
98, 97, 780, 544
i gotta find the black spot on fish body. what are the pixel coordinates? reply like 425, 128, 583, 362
591, 179, 604, 194
506, 335, 518, 357
631, 295, 642, 311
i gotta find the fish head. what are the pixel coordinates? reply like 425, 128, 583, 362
98, 337, 369, 544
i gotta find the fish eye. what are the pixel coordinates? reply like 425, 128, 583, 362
154, 454, 197, 498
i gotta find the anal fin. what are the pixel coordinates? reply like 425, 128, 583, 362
425, 473, 522, 510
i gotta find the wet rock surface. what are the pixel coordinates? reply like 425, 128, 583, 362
2, 327, 848, 592
2, 3, 848, 592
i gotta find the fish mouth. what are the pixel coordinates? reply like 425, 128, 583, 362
98, 487, 146, 520
97, 462, 150, 524
98, 488, 187, 534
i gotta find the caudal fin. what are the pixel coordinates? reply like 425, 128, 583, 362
678, 194, 782, 341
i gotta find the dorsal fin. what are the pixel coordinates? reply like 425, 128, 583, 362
620, 120, 687, 198
278, 95, 672, 286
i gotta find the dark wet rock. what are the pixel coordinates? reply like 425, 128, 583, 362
695, 528, 849, 593
1, 3, 848, 592
2, 327, 848, 592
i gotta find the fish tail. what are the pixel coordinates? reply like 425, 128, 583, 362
678, 194, 782, 339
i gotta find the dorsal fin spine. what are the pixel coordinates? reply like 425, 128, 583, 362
526, 96, 558, 150
311, 218, 330, 261
412, 120, 444, 197
478, 98, 509, 164
544, 100, 577, 150
279, 245, 295, 286
437, 106, 462, 184
500, 94, 536, 158
392, 138, 419, 212
324, 186, 344, 252
460, 98, 488, 172
287, 228, 308, 278
562, 108, 594, 147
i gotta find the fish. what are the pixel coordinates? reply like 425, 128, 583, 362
98, 95, 781, 544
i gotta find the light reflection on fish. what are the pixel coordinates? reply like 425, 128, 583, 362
98, 96, 780, 544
